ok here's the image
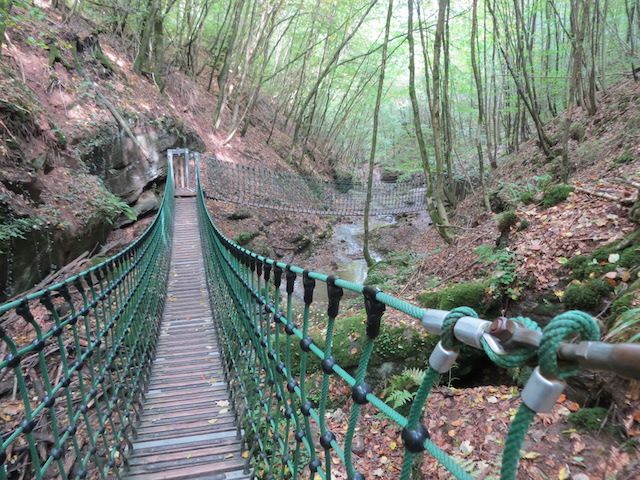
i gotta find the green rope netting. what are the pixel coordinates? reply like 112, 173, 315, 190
194, 163, 604, 480
0, 165, 175, 479
0, 152, 608, 480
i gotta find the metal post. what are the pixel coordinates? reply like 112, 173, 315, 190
185, 149, 190, 190
168, 150, 175, 189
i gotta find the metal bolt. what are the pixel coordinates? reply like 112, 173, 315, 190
489, 317, 515, 343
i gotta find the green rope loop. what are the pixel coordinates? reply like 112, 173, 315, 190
501, 311, 600, 480
441, 306, 478, 351
481, 316, 541, 368
538, 310, 600, 379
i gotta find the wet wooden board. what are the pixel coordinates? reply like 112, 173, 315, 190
126, 198, 250, 480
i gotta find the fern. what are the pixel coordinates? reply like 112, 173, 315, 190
382, 368, 426, 411
386, 390, 415, 409
403, 367, 426, 385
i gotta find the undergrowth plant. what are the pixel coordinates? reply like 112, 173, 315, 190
605, 308, 640, 343
90, 191, 137, 224
382, 368, 425, 413
474, 245, 521, 301
0, 217, 45, 253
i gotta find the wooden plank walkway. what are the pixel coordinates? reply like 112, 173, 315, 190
126, 197, 250, 480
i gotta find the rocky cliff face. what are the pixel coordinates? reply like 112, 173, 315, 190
78, 117, 205, 203
0, 65, 205, 301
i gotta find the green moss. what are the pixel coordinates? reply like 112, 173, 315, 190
364, 268, 386, 287
517, 219, 530, 231
440, 280, 490, 311
565, 254, 590, 278
94, 47, 115, 73
234, 231, 260, 246
566, 232, 640, 281
364, 251, 418, 290
284, 313, 437, 374
619, 246, 640, 269
563, 279, 612, 311
567, 407, 609, 433
591, 278, 614, 297
417, 291, 442, 309
542, 184, 574, 207
418, 279, 492, 315
562, 283, 597, 310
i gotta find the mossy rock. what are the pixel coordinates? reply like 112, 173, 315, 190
291, 233, 312, 252
280, 313, 438, 375
334, 171, 354, 193
250, 238, 273, 258
234, 231, 260, 246
489, 185, 516, 213
418, 279, 493, 315
563, 279, 612, 311
226, 210, 251, 221
568, 407, 611, 433
569, 122, 586, 141
496, 209, 518, 233
517, 219, 530, 231
542, 184, 574, 207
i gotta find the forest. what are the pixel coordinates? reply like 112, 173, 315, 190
0, 0, 640, 479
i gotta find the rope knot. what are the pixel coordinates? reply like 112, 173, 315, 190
441, 306, 478, 351
539, 310, 600, 380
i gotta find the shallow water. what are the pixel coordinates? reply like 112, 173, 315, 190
281, 216, 392, 307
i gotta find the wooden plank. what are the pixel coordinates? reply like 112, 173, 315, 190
125, 198, 249, 479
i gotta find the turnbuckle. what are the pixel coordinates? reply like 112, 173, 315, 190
421, 310, 640, 379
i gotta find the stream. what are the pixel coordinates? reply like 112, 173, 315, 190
284, 216, 395, 306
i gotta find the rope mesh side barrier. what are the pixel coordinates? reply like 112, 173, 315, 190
2, 148, 638, 479
204, 156, 427, 217
196, 162, 640, 480
0, 163, 175, 479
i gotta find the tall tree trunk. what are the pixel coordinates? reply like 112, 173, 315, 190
213, 0, 246, 129
407, 0, 452, 244
363, 0, 392, 268
429, 0, 454, 243
471, 0, 491, 212
442, 4, 456, 207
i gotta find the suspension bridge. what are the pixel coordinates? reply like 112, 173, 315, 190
203, 156, 427, 216
0, 149, 639, 480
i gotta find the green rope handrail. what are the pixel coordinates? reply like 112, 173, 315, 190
0, 149, 632, 480
194, 162, 617, 480
0, 160, 175, 479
